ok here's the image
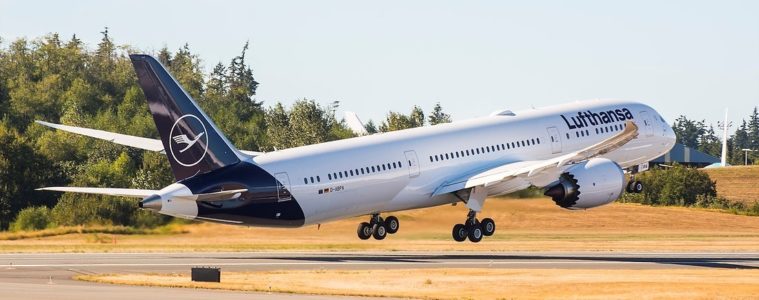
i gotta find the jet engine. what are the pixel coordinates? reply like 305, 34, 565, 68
543, 158, 625, 210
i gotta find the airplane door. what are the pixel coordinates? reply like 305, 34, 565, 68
639, 111, 654, 137
274, 172, 292, 202
404, 150, 420, 178
547, 127, 562, 154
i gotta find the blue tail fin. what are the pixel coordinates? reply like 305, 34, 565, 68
130, 54, 242, 181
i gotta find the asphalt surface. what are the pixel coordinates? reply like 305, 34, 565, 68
0, 251, 757, 299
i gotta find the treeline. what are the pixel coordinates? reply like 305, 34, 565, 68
672, 109, 759, 165
0, 31, 452, 231
621, 164, 759, 216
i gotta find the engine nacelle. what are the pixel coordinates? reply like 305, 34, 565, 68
544, 158, 625, 210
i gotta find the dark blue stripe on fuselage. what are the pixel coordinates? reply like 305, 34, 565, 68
180, 162, 305, 227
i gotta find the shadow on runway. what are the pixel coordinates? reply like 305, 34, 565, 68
214, 254, 759, 269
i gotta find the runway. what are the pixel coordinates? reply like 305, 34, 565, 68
0, 251, 757, 299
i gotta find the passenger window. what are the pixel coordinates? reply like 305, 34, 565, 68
566, 133, 570, 139
328, 174, 332, 180
382, 165, 386, 171
317, 176, 320, 182
304, 178, 308, 184
445, 153, 449, 159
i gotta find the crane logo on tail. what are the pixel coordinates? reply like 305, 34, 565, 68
169, 114, 209, 167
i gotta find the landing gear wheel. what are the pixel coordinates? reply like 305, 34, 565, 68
385, 216, 399, 234
357, 222, 372, 240
626, 181, 634, 193
372, 223, 387, 240
467, 224, 483, 243
452, 224, 468, 242
632, 181, 643, 193
481, 218, 495, 236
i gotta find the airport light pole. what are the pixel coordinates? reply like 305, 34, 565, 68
742, 149, 754, 166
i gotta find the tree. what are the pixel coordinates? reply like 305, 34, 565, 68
748, 107, 759, 150
731, 120, 750, 165
698, 125, 721, 157
379, 106, 426, 132
428, 102, 451, 125
262, 100, 354, 151
364, 120, 378, 134
671, 115, 705, 148
0, 122, 61, 229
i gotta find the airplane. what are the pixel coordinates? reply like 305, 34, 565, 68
37, 54, 677, 243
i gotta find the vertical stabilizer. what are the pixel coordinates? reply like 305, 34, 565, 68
130, 54, 242, 180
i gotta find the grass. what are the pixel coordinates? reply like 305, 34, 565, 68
702, 165, 759, 204
2, 197, 759, 253
0, 225, 186, 241
76, 268, 759, 300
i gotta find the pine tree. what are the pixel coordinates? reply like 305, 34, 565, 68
428, 102, 452, 125
748, 107, 759, 150
731, 120, 750, 165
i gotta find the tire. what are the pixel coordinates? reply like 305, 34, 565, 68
372, 223, 387, 240
385, 216, 399, 234
357, 222, 372, 240
625, 181, 633, 193
452, 224, 468, 242
633, 181, 643, 193
481, 218, 495, 236
468, 224, 483, 243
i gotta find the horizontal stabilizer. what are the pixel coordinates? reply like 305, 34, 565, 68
36, 187, 158, 198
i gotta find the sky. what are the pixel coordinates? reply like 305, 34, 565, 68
1, 0, 758, 132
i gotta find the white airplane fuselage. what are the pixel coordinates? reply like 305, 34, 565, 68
254, 99, 676, 226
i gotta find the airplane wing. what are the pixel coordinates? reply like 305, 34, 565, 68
433, 120, 639, 196
36, 187, 158, 198
35, 120, 264, 156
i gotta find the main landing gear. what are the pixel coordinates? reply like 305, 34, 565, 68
452, 209, 496, 243
451, 185, 496, 243
626, 174, 643, 194
357, 214, 399, 240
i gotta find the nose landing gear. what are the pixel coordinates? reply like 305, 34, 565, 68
357, 214, 400, 240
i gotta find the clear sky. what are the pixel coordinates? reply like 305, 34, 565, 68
1, 0, 757, 131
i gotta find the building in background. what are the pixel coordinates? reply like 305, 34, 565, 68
650, 143, 720, 168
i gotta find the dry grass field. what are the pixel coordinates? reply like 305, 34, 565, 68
78, 268, 759, 300
702, 165, 759, 204
2, 197, 759, 252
